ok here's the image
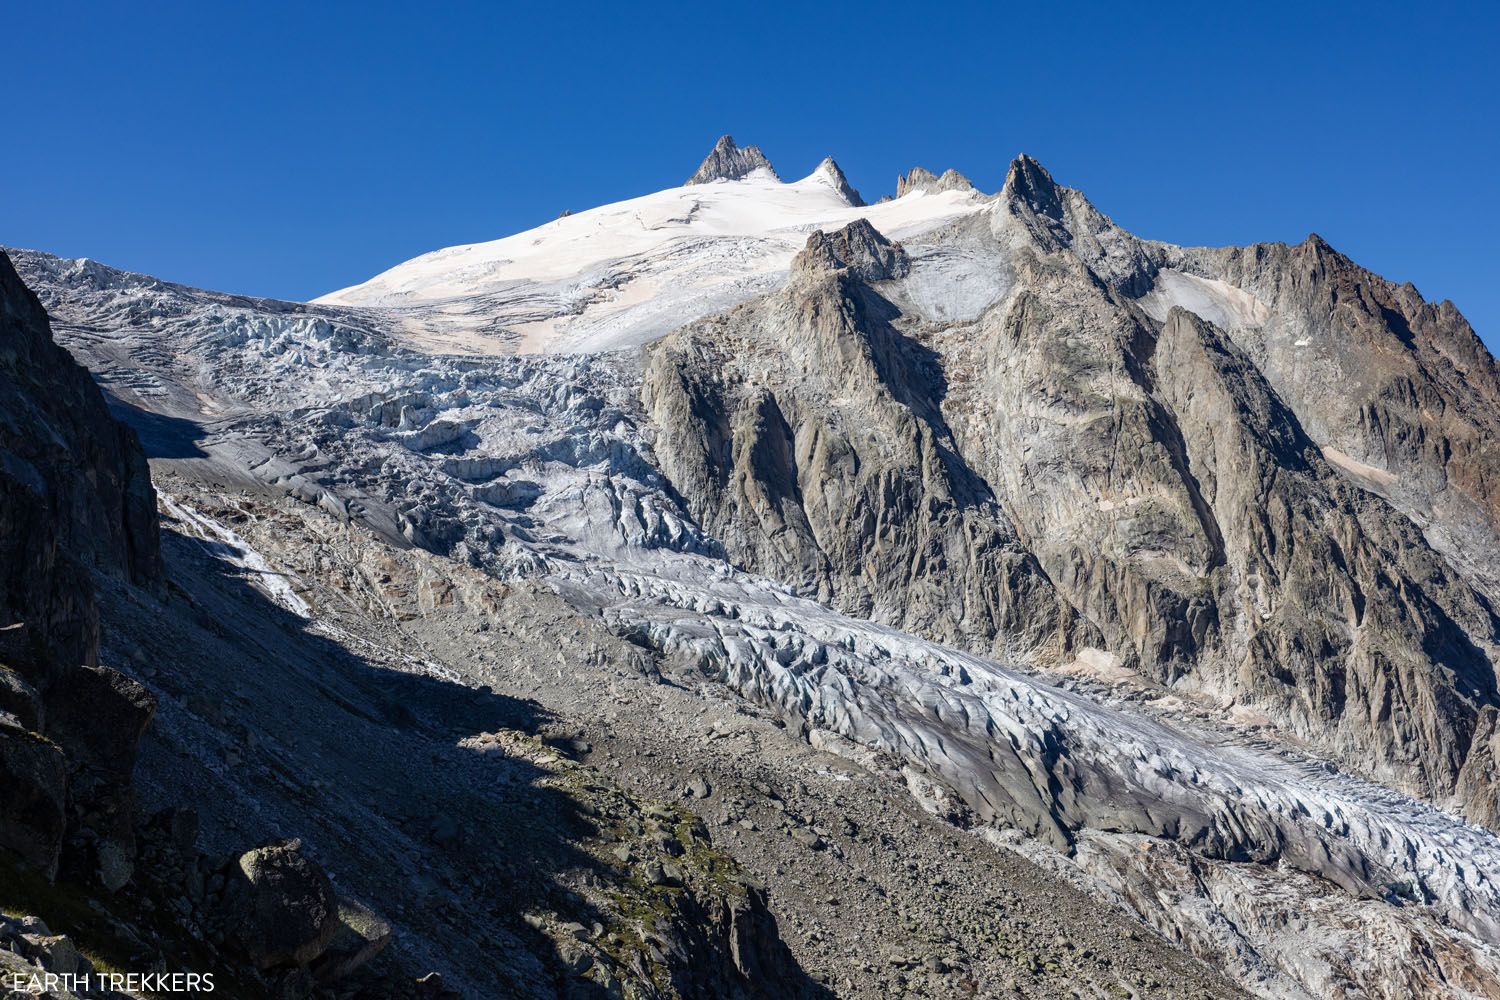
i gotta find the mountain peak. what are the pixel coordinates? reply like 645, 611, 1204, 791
685, 135, 779, 185
896, 166, 977, 199
812, 156, 865, 207
1001, 153, 1063, 219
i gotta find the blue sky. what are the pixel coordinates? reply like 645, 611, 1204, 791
5, 1, 1497, 347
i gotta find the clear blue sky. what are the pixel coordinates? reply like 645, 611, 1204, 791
5, 1, 1496, 347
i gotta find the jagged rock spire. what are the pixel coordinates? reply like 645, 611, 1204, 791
1001, 153, 1063, 220
896, 166, 977, 198
812, 157, 865, 207
685, 135, 779, 185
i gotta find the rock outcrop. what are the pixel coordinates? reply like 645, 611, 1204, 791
0, 726, 67, 877
1178, 234, 1500, 609
896, 165, 978, 198
685, 134, 779, 185
0, 249, 160, 685
0, 248, 162, 885
643, 221, 1092, 662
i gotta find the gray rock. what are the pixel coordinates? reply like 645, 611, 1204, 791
222, 839, 339, 969
793, 219, 910, 283
0, 248, 161, 693
19, 934, 82, 975
0, 665, 43, 731
790, 828, 824, 851
813, 156, 865, 207
95, 839, 133, 893
685, 135, 778, 185
428, 812, 461, 847
895, 166, 978, 198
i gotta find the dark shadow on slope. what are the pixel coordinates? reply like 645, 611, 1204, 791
102, 394, 209, 460
125, 522, 828, 998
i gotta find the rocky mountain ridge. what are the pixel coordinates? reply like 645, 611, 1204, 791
685, 134, 780, 185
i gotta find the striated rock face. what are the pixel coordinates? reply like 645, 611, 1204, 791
812, 155, 865, 206
1177, 235, 1500, 609
643, 174, 1500, 831
685, 134, 779, 185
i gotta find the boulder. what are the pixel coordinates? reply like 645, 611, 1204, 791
45, 665, 155, 775
19, 933, 84, 976
222, 839, 339, 969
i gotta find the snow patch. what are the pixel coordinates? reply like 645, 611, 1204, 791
1322, 446, 1399, 487
1139, 269, 1270, 329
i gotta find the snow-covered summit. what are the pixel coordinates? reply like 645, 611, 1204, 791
313, 141, 988, 356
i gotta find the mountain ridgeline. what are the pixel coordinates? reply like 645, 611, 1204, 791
643, 154, 1500, 829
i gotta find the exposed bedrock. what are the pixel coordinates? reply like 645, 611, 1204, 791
642, 199, 1500, 831
0, 248, 163, 884
642, 224, 1093, 664
1181, 234, 1500, 607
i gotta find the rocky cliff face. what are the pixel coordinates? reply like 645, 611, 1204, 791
642, 163, 1500, 831
0, 247, 161, 884
0, 250, 160, 684
1177, 235, 1500, 608
642, 220, 1091, 662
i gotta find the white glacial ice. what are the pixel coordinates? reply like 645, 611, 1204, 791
314, 165, 989, 355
